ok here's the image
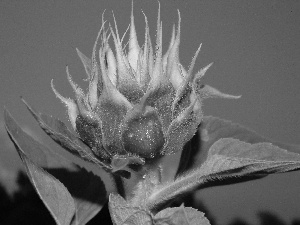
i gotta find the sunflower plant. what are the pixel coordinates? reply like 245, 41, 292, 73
4, 4, 300, 225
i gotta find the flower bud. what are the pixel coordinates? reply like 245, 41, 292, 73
75, 115, 110, 160
122, 110, 165, 158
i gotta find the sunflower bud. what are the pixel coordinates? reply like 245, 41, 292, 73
52, 4, 240, 173
122, 107, 165, 158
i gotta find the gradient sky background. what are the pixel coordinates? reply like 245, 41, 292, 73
0, 0, 299, 224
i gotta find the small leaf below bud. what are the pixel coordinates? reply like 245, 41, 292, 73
122, 111, 165, 158
111, 154, 145, 172
75, 115, 110, 159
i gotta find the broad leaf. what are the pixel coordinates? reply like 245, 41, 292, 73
109, 193, 210, 225
48, 167, 108, 225
108, 193, 152, 225
177, 116, 300, 175
154, 205, 210, 225
71, 169, 107, 225
4, 107, 69, 169
22, 98, 111, 170
148, 138, 300, 209
76, 180, 107, 225
75, 195, 104, 225
5, 108, 108, 225
202, 138, 300, 175
13, 146, 76, 225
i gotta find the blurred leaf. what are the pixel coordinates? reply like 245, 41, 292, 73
108, 193, 152, 225
154, 205, 210, 225
22, 98, 111, 170
148, 138, 300, 209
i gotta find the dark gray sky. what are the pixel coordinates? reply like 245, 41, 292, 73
0, 1, 299, 224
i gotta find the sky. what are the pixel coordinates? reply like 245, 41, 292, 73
0, 0, 299, 224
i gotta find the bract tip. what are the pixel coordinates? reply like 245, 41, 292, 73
51, 80, 78, 129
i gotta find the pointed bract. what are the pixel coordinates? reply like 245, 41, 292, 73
128, 3, 140, 72
167, 11, 184, 91
163, 97, 203, 155
51, 80, 78, 130
106, 47, 117, 86
76, 48, 92, 80
50, 5, 239, 175
162, 24, 176, 74
196, 84, 242, 99
110, 23, 144, 103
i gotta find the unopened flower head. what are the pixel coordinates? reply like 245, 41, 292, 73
52, 4, 240, 174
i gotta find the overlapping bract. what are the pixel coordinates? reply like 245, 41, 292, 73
52, 6, 239, 172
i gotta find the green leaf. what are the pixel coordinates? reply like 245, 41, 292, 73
108, 193, 152, 225
72, 169, 107, 225
195, 116, 300, 166
75, 114, 107, 159
109, 193, 210, 225
177, 116, 300, 175
95, 97, 130, 155
22, 98, 110, 169
145, 83, 175, 134
154, 205, 210, 225
48, 167, 108, 225
147, 138, 300, 210
203, 138, 300, 175
16, 148, 76, 225
163, 98, 203, 155
109, 175, 210, 225
4, 107, 69, 169
4, 108, 107, 224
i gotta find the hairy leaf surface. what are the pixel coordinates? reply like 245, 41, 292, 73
3, 128, 76, 225
4, 108, 107, 225
148, 138, 300, 209
4, 108, 67, 168
73, 169, 107, 225
154, 205, 210, 225
20, 151, 76, 225
109, 193, 152, 225
47, 168, 108, 225
194, 116, 300, 167
22, 99, 110, 169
